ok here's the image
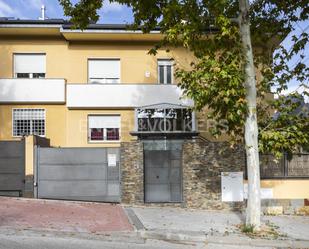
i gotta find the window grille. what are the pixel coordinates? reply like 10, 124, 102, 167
13, 109, 45, 137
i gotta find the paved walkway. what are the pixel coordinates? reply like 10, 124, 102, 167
0, 197, 133, 234
1, 197, 309, 247
130, 206, 309, 241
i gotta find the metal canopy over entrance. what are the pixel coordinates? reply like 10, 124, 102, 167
131, 103, 198, 138
143, 139, 183, 203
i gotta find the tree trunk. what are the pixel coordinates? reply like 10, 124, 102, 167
239, 0, 261, 230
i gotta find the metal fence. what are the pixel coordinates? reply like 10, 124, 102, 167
0, 140, 25, 196
35, 147, 120, 202
259, 153, 309, 179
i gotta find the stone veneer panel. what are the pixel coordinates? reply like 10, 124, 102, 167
182, 138, 246, 210
120, 141, 144, 204
121, 138, 246, 210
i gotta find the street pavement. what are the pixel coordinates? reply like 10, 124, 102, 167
1, 197, 309, 248
0, 232, 273, 249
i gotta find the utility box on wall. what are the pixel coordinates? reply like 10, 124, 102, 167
221, 172, 244, 202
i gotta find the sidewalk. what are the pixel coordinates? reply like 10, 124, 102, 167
0, 197, 133, 234
128, 206, 309, 247
1, 197, 309, 248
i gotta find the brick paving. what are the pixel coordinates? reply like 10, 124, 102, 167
0, 197, 133, 233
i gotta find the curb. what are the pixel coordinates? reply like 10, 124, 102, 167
2, 226, 309, 248
138, 230, 206, 242
0, 227, 145, 244
138, 230, 309, 248
124, 207, 145, 231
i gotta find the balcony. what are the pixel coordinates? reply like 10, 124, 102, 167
0, 78, 66, 103
67, 84, 193, 108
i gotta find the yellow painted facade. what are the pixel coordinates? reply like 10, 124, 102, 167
241, 180, 309, 199
25, 135, 34, 175
0, 34, 195, 146
0, 38, 193, 84
261, 180, 309, 199
0, 105, 66, 146
0, 26, 308, 201
0, 105, 136, 147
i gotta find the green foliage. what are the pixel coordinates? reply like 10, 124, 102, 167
240, 223, 255, 234
59, 0, 103, 29
259, 94, 309, 158
239, 221, 283, 239
59, 0, 309, 158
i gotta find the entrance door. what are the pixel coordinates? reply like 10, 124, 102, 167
144, 140, 182, 202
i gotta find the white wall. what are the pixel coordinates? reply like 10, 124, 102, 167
0, 79, 65, 103
67, 84, 193, 108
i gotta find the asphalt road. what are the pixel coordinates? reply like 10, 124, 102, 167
0, 233, 273, 249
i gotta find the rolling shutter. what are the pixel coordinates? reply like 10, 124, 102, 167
88, 116, 121, 128
88, 59, 120, 81
14, 54, 46, 74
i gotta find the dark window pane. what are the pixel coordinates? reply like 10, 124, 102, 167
166, 108, 183, 131
159, 65, 164, 84
151, 109, 165, 131
90, 128, 104, 140
166, 65, 172, 84
183, 109, 193, 131
138, 118, 148, 131
32, 119, 45, 135
16, 73, 30, 78
137, 107, 193, 133
14, 120, 31, 136
106, 128, 119, 140
33, 73, 45, 78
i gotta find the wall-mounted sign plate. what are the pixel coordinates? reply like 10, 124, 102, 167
108, 154, 117, 167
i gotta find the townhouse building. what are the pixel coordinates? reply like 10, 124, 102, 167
0, 19, 308, 212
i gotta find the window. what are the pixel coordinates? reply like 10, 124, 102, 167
88, 115, 121, 141
158, 59, 173, 84
13, 109, 45, 137
14, 54, 46, 78
137, 106, 193, 132
88, 59, 120, 84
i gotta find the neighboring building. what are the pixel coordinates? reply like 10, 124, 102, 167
0, 19, 308, 213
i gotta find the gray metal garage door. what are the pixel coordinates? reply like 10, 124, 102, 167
35, 147, 120, 202
144, 140, 182, 203
0, 140, 25, 196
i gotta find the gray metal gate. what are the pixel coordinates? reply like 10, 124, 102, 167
0, 140, 25, 196
35, 147, 120, 202
144, 140, 182, 202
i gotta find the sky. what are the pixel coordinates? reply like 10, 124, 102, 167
0, 0, 308, 101
277, 19, 309, 101
0, 0, 133, 23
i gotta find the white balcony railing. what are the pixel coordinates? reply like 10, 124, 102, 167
67, 84, 194, 108
0, 78, 66, 103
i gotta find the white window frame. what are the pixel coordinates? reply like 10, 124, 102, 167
88, 58, 121, 84
88, 115, 121, 143
13, 53, 46, 79
158, 59, 174, 84
12, 108, 46, 137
